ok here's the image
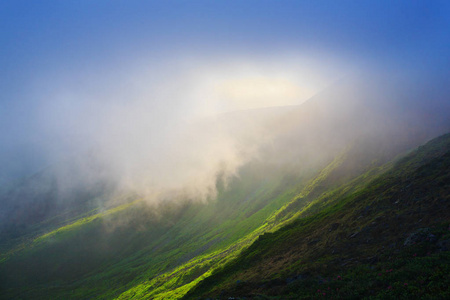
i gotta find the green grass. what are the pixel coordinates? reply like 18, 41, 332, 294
33, 199, 142, 245
183, 133, 450, 299
2, 132, 449, 300
0, 159, 323, 299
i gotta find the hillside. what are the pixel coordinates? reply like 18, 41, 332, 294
184, 133, 450, 299
2, 131, 448, 299
2, 1, 450, 299
1, 74, 449, 299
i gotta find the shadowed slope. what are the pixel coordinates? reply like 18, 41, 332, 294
184, 133, 450, 299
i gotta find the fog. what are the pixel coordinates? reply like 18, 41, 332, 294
1, 55, 342, 203
1, 1, 449, 209
3, 59, 444, 209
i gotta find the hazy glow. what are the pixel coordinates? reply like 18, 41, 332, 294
1, 0, 448, 205
26, 54, 343, 203
216, 77, 313, 110
181, 55, 343, 116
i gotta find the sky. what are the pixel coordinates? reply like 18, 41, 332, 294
1, 0, 449, 188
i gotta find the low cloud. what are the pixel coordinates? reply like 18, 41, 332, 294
31, 55, 341, 204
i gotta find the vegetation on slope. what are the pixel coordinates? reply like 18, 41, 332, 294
184, 133, 450, 299
2, 130, 446, 299
0, 158, 323, 299
1, 96, 448, 300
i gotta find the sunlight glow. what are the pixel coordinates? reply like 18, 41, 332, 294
216, 77, 314, 110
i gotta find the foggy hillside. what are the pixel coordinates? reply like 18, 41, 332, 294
1, 67, 449, 299
1, 1, 450, 299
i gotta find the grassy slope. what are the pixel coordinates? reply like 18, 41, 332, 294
0, 158, 326, 299
2, 73, 449, 299
106, 132, 415, 299
184, 133, 450, 299
1, 128, 445, 300
1, 121, 446, 300
0, 131, 435, 300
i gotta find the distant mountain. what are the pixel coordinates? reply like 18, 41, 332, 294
0, 73, 449, 299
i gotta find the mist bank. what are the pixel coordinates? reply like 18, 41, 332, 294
3, 68, 449, 207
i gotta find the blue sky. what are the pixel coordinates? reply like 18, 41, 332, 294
1, 0, 449, 182
2, 0, 449, 80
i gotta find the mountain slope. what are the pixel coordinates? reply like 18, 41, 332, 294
1, 129, 445, 300
184, 133, 450, 299
1, 74, 449, 299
